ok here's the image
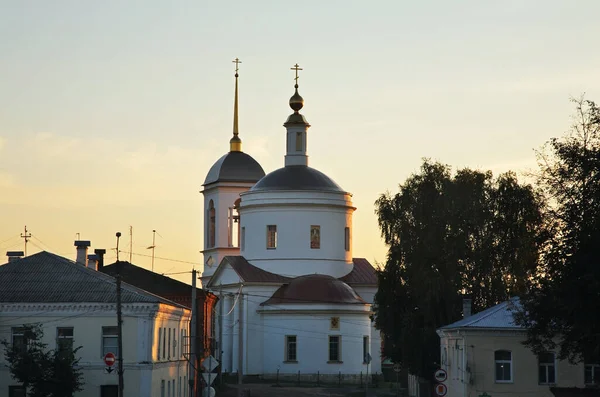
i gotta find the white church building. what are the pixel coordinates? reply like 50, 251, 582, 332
200, 63, 381, 379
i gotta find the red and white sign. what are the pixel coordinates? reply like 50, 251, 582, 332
434, 383, 448, 397
434, 368, 448, 383
104, 352, 116, 367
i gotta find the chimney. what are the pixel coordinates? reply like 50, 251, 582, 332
463, 298, 472, 318
87, 254, 98, 271
95, 248, 106, 270
74, 240, 91, 266
6, 251, 24, 263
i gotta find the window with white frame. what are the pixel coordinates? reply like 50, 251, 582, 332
158, 328, 162, 360
267, 225, 277, 249
344, 227, 350, 251
56, 327, 74, 351
11, 327, 27, 353
285, 335, 297, 362
168, 328, 171, 359
585, 363, 600, 385
494, 350, 512, 382
539, 352, 556, 384
102, 326, 119, 357
329, 335, 341, 362
161, 380, 165, 397
162, 327, 166, 359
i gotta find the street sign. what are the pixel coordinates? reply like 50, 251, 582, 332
201, 355, 219, 372
202, 372, 216, 387
434, 368, 447, 383
104, 366, 115, 374
104, 352, 116, 367
365, 353, 372, 364
434, 383, 448, 397
393, 363, 402, 373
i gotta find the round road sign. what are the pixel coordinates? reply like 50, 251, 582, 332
434, 368, 447, 383
393, 363, 402, 373
434, 383, 448, 397
104, 352, 116, 367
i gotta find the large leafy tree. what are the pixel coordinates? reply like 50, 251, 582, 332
1, 324, 84, 397
373, 160, 546, 378
514, 98, 600, 363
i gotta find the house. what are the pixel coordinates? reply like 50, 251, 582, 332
436, 298, 599, 397
200, 64, 380, 380
0, 249, 191, 397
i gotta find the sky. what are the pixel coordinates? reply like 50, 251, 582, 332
1, 0, 599, 283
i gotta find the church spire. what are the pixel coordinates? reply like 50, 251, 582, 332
230, 57, 242, 152
284, 63, 311, 167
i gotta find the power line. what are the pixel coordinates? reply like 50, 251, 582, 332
118, 250, 200, 265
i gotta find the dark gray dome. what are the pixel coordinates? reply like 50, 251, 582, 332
203, 151, 265, 186
250, 165, 345, 192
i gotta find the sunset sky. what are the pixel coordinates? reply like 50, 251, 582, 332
1, 1, 599, 283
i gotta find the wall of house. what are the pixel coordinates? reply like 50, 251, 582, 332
0, 303, 190, 397
353, 286, 382, 375
441, 331, 586, 397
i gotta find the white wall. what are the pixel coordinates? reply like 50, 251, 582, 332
239, 190, 355, 278
0, 303, 190, 397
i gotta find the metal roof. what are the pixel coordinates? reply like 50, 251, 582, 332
0, 251, 184, 306
439, 297, 523, 330
261, 274, 367, 305
340, 258, 378, 286
250, 165, 345, 192
203, 151, 265, 186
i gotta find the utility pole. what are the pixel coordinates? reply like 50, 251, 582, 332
129, 226, 133, 263
20, 226, 31, 256
238, 289, 244, 396
147, 229, 156, 271
190, 269, 197, 397
115, 232, 125, 397
218, 287, 224, 387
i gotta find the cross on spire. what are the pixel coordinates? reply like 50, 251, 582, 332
233, 58, 242, 75
291, 63, 302, 85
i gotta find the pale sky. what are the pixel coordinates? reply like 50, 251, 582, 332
1, 0, 599, 283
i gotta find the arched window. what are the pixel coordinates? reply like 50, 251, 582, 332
208, 200, 215, 248
228, 198, 241, 247
494, 350, 512, 383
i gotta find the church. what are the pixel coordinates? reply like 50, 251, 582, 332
200, 61, 381, 379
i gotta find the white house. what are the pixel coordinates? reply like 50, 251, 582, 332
436, 298, 598, 397
200, 65, 381, 381
0, 249, 191, 397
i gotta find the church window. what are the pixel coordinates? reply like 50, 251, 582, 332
363, 336, 370, 363
330, 317, 340, 330
228, 199, 241, 247
285, 335, 297, 362
310, 225, 320, 249
208, 200, 215, 248
241, 227, 246, 251
295, 131, 303, 151
344, 227, 350, 251
328, 336, 341, 362
267, 225, 277, 249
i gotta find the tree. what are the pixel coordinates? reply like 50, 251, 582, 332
514, 97, 600, 364
1, 324, 84, 397
373, 160, 546, 378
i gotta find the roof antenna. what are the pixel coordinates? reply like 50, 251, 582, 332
115, 232, 121, 262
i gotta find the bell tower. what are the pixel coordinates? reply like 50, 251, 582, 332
200, 58, 265, 287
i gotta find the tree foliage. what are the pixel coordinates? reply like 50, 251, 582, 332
373, 160, 546, 378
1, 324, 84, 397
514, 97, 600, 363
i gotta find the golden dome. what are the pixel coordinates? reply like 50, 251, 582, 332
289, 84, 304, 112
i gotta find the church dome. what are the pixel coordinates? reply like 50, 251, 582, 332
203, 151, 265, 186
260, 274, 366, 305
250, 165, 345, 192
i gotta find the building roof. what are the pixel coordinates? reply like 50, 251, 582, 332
0, 251, 184, 307
250, 165, 345, 193
340, 258, 378, 286
261, 274, 367, 305
209, 257, 377, 287
101, 261, 213, 301
439, 297, 523, 330
203, 151, 265, 186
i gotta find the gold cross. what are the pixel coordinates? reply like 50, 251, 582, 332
291, 63, 302, 84
233, 58, 242, 73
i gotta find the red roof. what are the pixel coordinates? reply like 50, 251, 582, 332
209, 257, 377, 287
261, 274, 367, 305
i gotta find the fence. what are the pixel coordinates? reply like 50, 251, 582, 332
221, 370, 385, 388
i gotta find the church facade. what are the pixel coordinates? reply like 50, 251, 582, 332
200, 62, 381, 378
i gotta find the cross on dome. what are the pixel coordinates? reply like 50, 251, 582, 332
289, 63, 304, 112
230, 57, 242, 151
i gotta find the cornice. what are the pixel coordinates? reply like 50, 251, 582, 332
0, 302, 160, 316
